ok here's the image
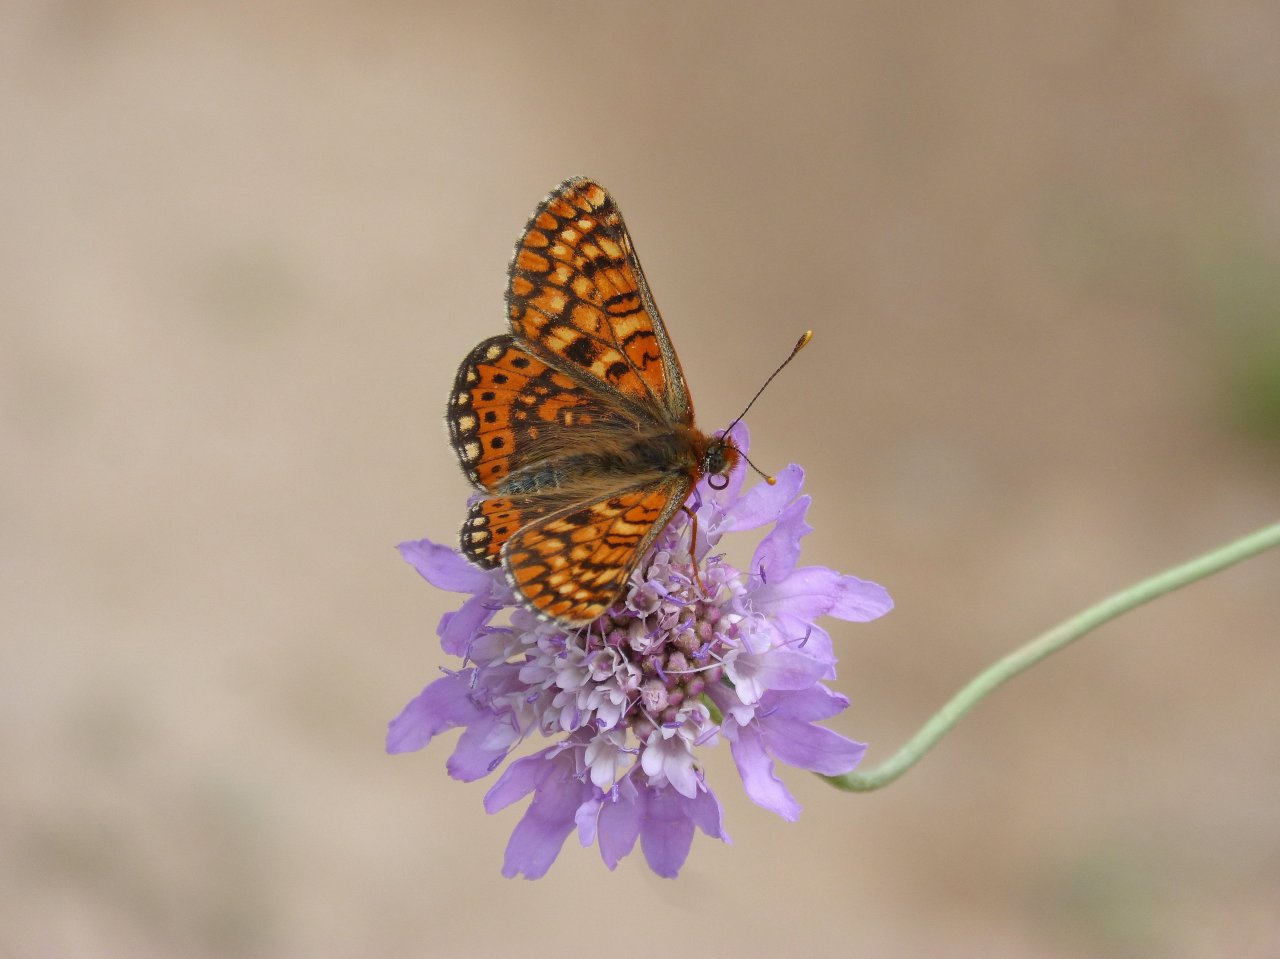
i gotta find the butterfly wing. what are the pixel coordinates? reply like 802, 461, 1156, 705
447, 334, 637, 491
458, 495, 553, 569
449, 178, 707, 624
447, 334, 661, 579
506, 177, 692, 425
500, 475, 694, 625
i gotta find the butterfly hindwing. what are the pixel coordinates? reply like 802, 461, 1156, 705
501, 476, 693, 625
506, 177, 691, 424
459, 496, 552, 569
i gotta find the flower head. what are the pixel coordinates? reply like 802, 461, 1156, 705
388, 427, 893, 878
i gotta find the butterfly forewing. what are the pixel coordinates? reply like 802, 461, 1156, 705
506, 177, 691, 424
449, 335, 597, 490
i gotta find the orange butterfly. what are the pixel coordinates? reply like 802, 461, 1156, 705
447, 177, 803, 625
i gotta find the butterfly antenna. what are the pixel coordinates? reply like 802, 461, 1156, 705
722, 330, 813, 468
739, 450, 777, 485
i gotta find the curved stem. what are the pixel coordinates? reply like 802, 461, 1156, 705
823, 521, 1280, 793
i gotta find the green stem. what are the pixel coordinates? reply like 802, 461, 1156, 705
823, 521, 1280, 793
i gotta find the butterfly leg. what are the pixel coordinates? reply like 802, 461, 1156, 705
681, 505, 709, 599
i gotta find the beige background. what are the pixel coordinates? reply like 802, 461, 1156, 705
4, 1, 1279, 956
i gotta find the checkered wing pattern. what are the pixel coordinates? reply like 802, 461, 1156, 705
501, 478, 692, 624
506, 177, 691, 423
446, 179, 714, 625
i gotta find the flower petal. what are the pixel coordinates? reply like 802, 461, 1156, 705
398, 538, 493, 593
753, 566, 894, 623
385, 672, 482, 754
687, 785, 730, 843
585, 728, 632, 791
728, 722, 801, 820
750, 495, 812, 583
763, 684, 850, 723
759, 647, 830, 690
446, 712, 516, 782
641, 730, 699, 799
575, 795, 600, 847
500, 768, 593, 879
828, 573, 895, 621
707, 682, 756, 728
787, 621, 836, 678
637, 786, 697, 878
721, 464, 805, 533
760, 716, 866, 776
484, 748, 555, 813
726, 646, 828, 704
437, 593, 498, 657
597, 779, 642, 869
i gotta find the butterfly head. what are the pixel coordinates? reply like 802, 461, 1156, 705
702, 435, 741, 490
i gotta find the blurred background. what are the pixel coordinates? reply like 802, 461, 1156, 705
4, 1, 1279, 956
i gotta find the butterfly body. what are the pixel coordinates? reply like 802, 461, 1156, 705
446, 178, 737, 626
503, 428, 698, 494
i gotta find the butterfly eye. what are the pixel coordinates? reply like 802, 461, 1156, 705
704, 441, 730, 478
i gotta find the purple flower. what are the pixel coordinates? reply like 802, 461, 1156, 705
388, 426, 893, 878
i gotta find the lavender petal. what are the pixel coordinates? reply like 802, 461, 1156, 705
687, 784, 730, 843
596, 779, 642, 869
760, 716, 867, 776
637, 787, 698, 878
721, 464, 805, 533
437, 592, 498, 657
385, 672, 482, 754
728, 723, 801, 821
829, 573, 896, 622
500, 773, 593, 880
398, 538, 493, 593
762, 684, 850, 723
753, 566, 893, 623
749, 495, 813, 583
446, 713, 515, 782
484, 748, 555, 813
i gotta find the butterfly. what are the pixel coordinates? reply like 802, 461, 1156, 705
447, 177, 805, 626
445, 177, 747, 627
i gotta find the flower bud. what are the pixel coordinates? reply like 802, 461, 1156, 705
640, 678, 668, 714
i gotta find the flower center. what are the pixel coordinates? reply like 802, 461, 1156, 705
564, 551, 743, 739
